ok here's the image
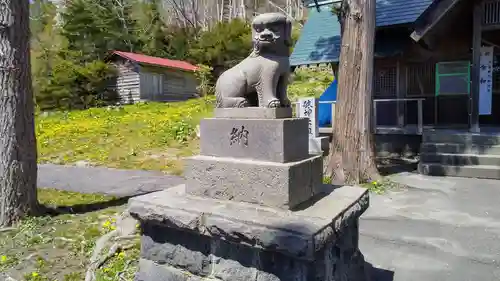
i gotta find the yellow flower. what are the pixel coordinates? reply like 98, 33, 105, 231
103, 220, 111, 227
32, 272, 39, 277
0, 255, 7, 262
118, 252, 126, 258
371, 181, 378, 185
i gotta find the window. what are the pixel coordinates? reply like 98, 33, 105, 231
483, 0, 500, 26
374, 65, 397, 98
406, 62, 435, 97
373, 64, 398, 126
435, 61, 471, 96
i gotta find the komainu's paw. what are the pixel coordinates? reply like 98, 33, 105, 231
236, 99, 250, 108
267, 99, 281, 108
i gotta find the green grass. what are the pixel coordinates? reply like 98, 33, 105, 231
0, 189, 139, 281
360, 179, 406, 194
37, 97, 215, 174
322, 176, 403, 194
36, 68, 333, 174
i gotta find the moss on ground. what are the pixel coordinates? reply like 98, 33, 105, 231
0, 189, 139, 281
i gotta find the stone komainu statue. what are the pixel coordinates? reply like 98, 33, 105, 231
215, 13, 292, 108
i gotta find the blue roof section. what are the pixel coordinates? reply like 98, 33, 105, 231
290, 0, 434, 66
376, 0, 434, 27
290, 4, 341, 66
303, 0, 434, 27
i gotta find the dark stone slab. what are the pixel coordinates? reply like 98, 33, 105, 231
184, 155, 323, 209
140, 224, 212, 277
199, 118, 309, 163
129, 184, 369, 260
135, 259, 212, 281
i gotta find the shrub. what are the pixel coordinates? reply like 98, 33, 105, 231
188, 19, 252, 78
34, 55, 118, 111
194, 64, 215, 96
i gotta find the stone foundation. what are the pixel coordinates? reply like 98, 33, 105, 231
130, 184, 369, 281
131, 107, 369, 281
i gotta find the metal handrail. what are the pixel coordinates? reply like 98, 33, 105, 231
373, 98, 425, 102
291, 97, 425, 135
291, 100, 337, 104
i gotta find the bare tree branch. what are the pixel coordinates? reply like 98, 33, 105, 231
111, 0, 134, 51
268, 0, 302, 25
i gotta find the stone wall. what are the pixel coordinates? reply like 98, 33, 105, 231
135, 219, 366, 281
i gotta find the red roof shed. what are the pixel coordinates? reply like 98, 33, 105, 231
108, 51, 200, 104
112, 51, 199, 72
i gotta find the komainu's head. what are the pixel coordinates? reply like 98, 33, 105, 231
251, 13, 292, 56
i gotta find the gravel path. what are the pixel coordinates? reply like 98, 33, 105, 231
38, 164, 185, 197
361, 172, 500, 281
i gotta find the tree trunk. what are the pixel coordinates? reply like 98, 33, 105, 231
326, 0, 380, 184
0, 0, 39, 227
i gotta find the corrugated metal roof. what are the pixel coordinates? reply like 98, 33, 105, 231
290, 4, 341, 66
112, 51, 199, 72
303, 0, 434, 27
376, 0, 434, 27
290, 0, 434, 66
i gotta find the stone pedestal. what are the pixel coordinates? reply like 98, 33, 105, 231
130, 108, 369, 281
185, 154, 323, 209
131, 185, 369, 281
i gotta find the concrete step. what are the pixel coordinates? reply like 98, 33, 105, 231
420, 153, 500, 166
418, 163, 500, 179
421, 143, 500, 155
422, 132, 500, 145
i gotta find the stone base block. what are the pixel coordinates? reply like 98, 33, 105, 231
309, 136, 330, 156
129, 184, 369, 281
199, 117, 309, 163
184, 155, 323, 209
214, 107, 293, 119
